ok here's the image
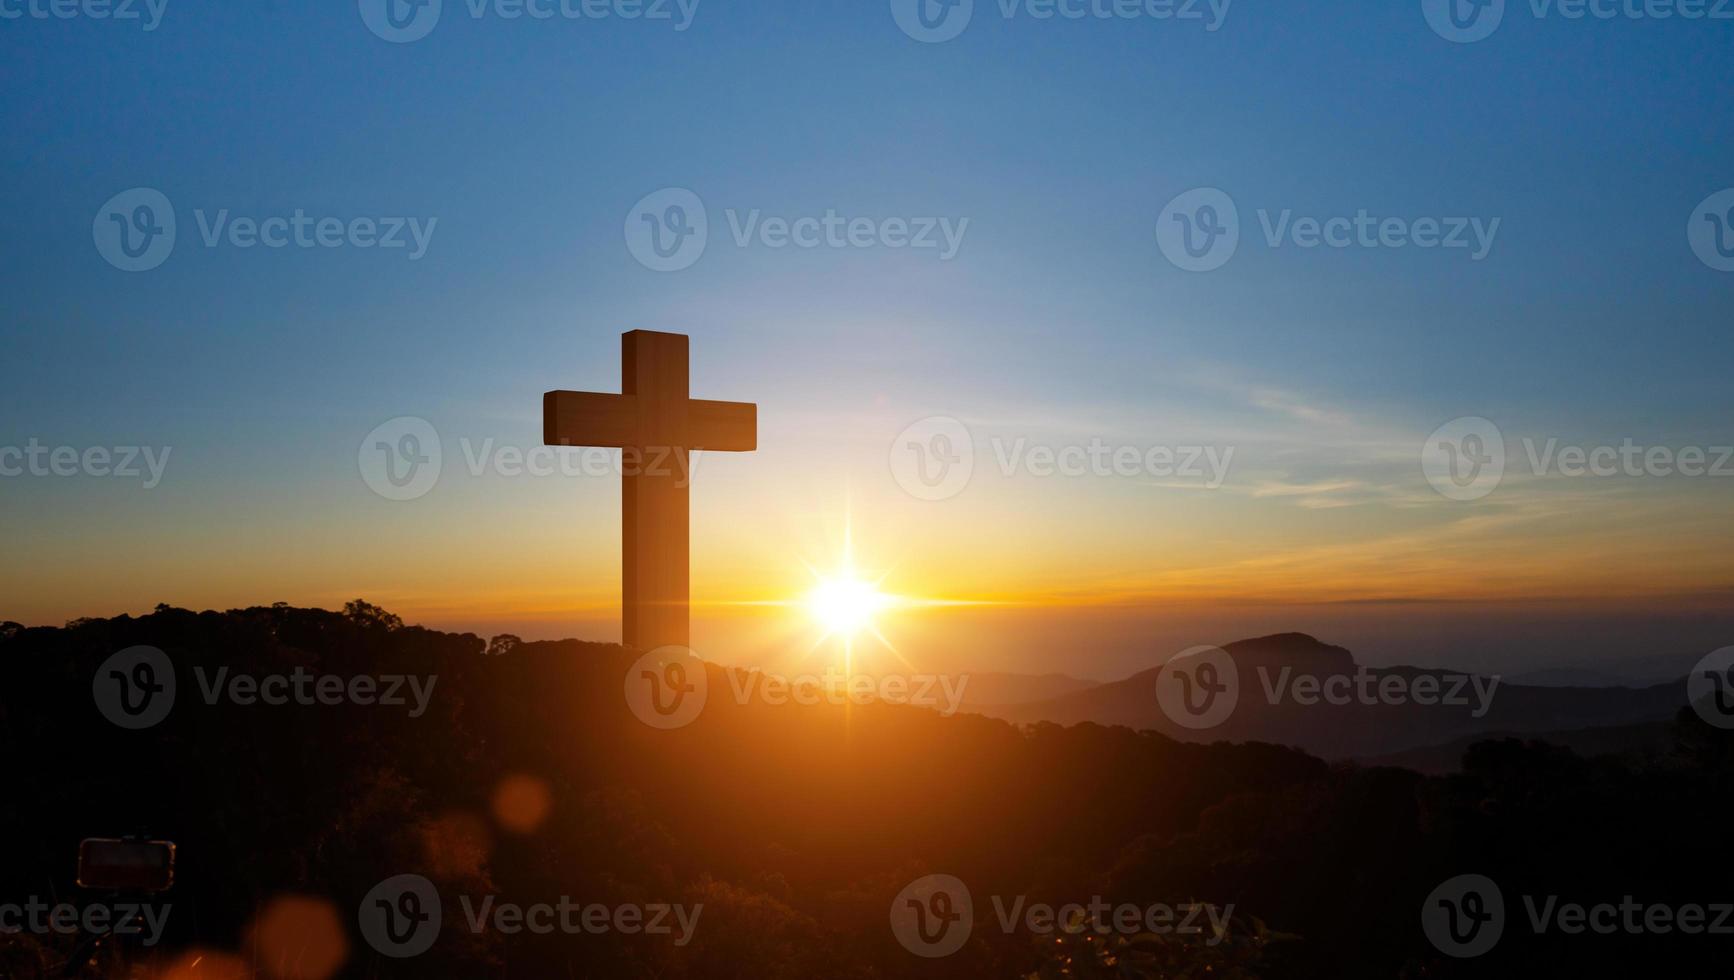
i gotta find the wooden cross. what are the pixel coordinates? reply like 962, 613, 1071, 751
544, 330, 757, 652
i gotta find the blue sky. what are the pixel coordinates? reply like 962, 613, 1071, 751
2, 0, 1732, 672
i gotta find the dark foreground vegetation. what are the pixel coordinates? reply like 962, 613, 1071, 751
3, 604, 1730, 978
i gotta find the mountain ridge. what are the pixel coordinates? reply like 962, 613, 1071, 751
972, 632, 1688, 760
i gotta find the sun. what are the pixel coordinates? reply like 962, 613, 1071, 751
722, 512, 986, 674
804, 575, 894, 638
792, 517, 913, 673
752, 511, 977, 674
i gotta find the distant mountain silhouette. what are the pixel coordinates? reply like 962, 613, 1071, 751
973, 633, 1687, 760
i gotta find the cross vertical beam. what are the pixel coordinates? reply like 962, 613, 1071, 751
622, 330, 690, 653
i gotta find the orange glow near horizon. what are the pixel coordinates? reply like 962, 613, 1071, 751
8, 431, 1734, 675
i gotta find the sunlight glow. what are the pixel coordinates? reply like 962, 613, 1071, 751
805, 575, 894, 638
792, 513, 917, 676
705, 507, 991, 676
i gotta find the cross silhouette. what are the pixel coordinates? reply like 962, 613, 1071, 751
544, 331, 757, 652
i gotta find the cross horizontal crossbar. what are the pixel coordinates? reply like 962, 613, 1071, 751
543, 391, 756, 452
